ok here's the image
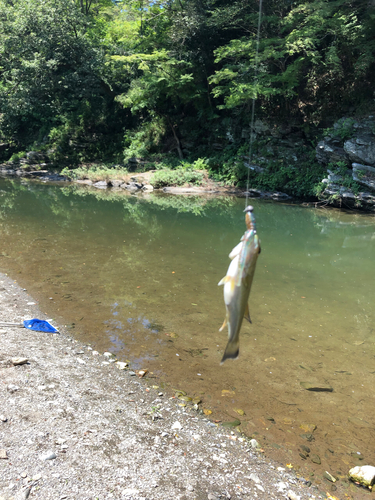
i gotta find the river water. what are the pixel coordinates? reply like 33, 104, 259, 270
1, 178, 374, 485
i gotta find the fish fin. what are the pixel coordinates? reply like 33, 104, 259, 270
218, 275, 231, 286
244, 303, 252, 324
219, 317, 227, 332
258, 243, 261, 254
229, 241, 243, 260
220, 339, 240, 364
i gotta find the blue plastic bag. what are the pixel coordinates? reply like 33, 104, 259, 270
23, 319, 58, 333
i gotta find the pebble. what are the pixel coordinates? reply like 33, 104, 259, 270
276, 481, 288, 492
287, 490, 300, 500
92, 351, 99, 356
0, 415, 7, 422
172, 421, 182, 430
128, 371, 136, 376
249, 439, 259, 449
77, 358, 86, 364
11, 357, 28, 365
310, 454, 321, 464
323, 471, 336, 483
116, 362, 128, 370
103, 352, 114, 358
255, 484, 265, 492
0, 449, 8, 459
248, 473, 261, 484
7, 384, 19, 393
39, 451, 56, 461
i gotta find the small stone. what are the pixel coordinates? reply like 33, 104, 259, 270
310, 454, 321, 464
348, 465, 375, 488
128, 371, 136, 376
299, 423, 316, 433
249, 439, 260, 449
323, 471, 336, 483
277, 482, 288, 492
39, 451, 56, 461
248, 473, 261, 484
20, 472, 27, 478
11, 357, 28, 366
0, 449, 8, 459
186, 485, 194, 491
103, 352, 115, 358
300, 382, 333, 392
138, 369, 148, 378
7, 384, 19, 393
207, 493, 219, 500
115, 362, 128, 370
76, 358, 85, 364
0, 415, 7, 422
255, 484, 265, 492
92, 350, 99, 356
32, 474, 42, 481
287, 490, 300, 500
172, 421, 182, 430
121, 488, 139, 496
233, 408, 246, 416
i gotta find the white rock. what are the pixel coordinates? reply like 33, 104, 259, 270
7, 384, 19, 393
92, 351, 99, 356
11, 357, 28, 366
249, 438, 259, 449
277, 481, 288, 492
115, 362, 128, 370
0, 415, 7, 422
249, 473, 261, 484
172, 421, 182, 430
255, 484, 265, 492
349, 465, 375, 488
103, 352, 114, 358
76, 358, 85, 364
39, 451, 56, 461
287, 490, 300, 500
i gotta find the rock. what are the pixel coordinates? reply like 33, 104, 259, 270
103, 352, 115, 358
323, 471, 336, 483
249, 439, 260, 449
109, 179, 123, 187
128, 371, 136, 376
0, 449, 8, 459
352, 163, 375, 192
344, 137, 375, 165
122, 488, 139, 496
221, 419, 241, 428
7, 384, 19, 393
115, 362, 128, 370
348, 465, 375, 488
248, 473, 261, 484
299, 423, 316, 433
300, 382, 333, 392
172, 421, 182, 430
93, 181, 108, 189
11, 357, 28, 365
287, 490, 300, 500
39, 451, 56, 461
310, 454, 321, 464
142, 184, 154, 191
277, 482, 288, 492
0, 415, 7, 422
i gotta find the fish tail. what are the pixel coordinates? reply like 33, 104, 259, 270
220, 339, 240, 364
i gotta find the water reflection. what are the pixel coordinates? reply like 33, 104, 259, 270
0, 178, 375, 485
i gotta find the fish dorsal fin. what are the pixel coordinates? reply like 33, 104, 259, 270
219, 317, 227, 332
244, 303, 252, 324
218, 275, 231, 286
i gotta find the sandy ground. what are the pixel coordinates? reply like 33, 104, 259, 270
0, 272, 329, 500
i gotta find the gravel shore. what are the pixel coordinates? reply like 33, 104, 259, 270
0, 272, 326, 500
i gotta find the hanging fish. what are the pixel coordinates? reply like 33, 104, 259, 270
218, 206, 261, 363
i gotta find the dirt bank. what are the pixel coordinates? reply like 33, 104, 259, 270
0, 272, 329, 500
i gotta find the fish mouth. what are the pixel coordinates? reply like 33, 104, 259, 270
244, 205, 254, 213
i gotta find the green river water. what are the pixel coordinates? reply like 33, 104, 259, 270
0, 178, 374, 487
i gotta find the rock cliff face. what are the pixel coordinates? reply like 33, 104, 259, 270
316, 117, 375, 210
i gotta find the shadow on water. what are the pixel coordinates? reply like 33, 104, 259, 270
1, 178, 375, 487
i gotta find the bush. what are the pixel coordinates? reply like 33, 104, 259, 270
151, 168, 204, 188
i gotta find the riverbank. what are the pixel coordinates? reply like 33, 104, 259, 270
0, 271, 326, 500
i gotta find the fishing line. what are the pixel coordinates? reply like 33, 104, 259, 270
246, 0, 263, 207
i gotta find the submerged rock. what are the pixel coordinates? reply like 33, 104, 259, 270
349, 465, 375, 488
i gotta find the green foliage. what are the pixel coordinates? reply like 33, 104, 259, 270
324, 118, 355, 141
151, 168, 204, 188
61, 164, 128, 182
9, 151, 27, 162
